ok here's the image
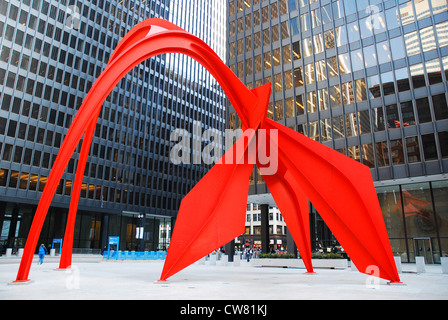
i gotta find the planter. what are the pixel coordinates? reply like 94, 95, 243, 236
252, 258, 348, 269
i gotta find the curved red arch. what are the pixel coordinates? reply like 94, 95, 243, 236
15, 18, 263, 282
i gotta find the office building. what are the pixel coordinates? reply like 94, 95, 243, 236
228, 0, 448, 262
0, 0, 227, 253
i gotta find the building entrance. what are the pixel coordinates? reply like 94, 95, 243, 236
413, 237, 435, 264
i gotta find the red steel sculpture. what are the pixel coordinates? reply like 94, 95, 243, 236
14, 19, 401, 284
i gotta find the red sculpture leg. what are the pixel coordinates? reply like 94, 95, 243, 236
160, 132, 256, 281
261, 119, 400, 282
58, 118, 97, 269
260, 162, 314, 273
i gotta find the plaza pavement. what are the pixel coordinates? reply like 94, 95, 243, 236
0, 254, 447, 301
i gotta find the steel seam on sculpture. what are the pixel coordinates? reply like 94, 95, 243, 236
15, 18, 400, 284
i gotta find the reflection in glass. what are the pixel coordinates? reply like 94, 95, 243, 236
273, 48, 281, 67
363, 45, 377, 68
306, 121, 319, 140
404, 31, 421, 56
351, 49, 364, 72
385, 7, 400, 30
320, 118, 332, 141
432, 181, 448, 240
347, 145, 360, 161
381, 71, 395, 96
405, 136, 421, 163
335, 26, 348, 47
274, 73, 282, 93
301, 12, 310, 31
416, 97, 432, 123
360, 17, 374, 39
329, 85, 342, 108
395, 67, 410, 92
439, 131, 448, 159
367, 74, 381, 98
376, 185, 405, 240
377, 41, 391, 64
390, 139, 404, 164
294, 67, 303, 87
338, 53, 351, 74
284, 70, 293, 90
358, 110, 371, 135
400, 101, 416, 126
426, 59, 443, 85
361, 143, 375, 168
318, 88, 329, 111
290, 17, 300, 35
303, 38, 313, 57
282, 44, 291, 64
332, 0, 344, 20
345, 113, 358, 137
355, 78, 367, 102
343, 0, 356, 16
422, 133, 438, 160
275, 100, 283, 120
322, 4, 332, 24
399, 1, 415, 26
311, 8, 321, 28
431, 0, 448, 14
341, 81, 354, 105
296, 94, 304, 115
375, 141, 389, 167
386, 104, 400, 129
432, 94, 448, 120
348, 22, 360, 43
402, 183, 438, 238
313, 34, 324, 54
332, 115, 344, 139
436, 21, 448, 48
306, 91, 317, 113
420, 26, 437, 52
315, 60, 326, 82
392, 37, 406, 60
415, 0, 431, 20
372, 107, 385, 132
304, 63, 315, 84
410, 63, 426, 88
285, 97, 294, 118
327, 56, 338, 77
324, 29, 335, 49
292, 41, 301, 60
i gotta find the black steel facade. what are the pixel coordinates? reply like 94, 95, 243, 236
0, 0, 226, 252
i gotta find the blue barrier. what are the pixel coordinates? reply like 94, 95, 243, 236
102, 250, 167, 261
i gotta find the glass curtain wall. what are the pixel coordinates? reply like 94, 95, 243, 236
377, 181, 448, 263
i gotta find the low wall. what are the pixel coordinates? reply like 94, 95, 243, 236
252, 258, 348, 269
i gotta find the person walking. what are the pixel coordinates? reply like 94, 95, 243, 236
38, 244, 47, 265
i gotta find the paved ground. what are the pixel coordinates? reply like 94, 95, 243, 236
0, 254, 447, 301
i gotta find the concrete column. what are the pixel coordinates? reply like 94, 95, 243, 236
441, 257, 448, 274
394, 256, 402, 274
225, 239, 235, 262
260, 204, 269, 254
286, 228, 298, 258
233, 253, 240, 267
416, 256, 426, 273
